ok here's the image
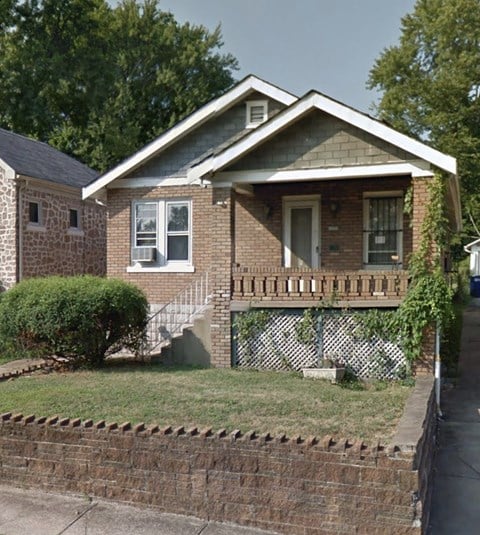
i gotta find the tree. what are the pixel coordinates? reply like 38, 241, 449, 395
0, 0, 238, 171
368, 0, 480, 235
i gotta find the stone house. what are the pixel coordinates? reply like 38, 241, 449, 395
83, 75, 461, 376
0, 128, 106, 290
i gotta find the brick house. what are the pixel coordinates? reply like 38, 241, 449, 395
83, 75, 461, 375
0, 128, 106, 290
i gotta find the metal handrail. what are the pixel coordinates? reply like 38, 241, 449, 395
143, 271, 211, 355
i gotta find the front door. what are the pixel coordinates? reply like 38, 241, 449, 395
283, 196, 320, 268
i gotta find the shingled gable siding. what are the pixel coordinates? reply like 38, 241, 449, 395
127, 95, 286, 179
0, 167, 17, 290
107, 185, 213, 304
234, 176, 414, 270
21, 185, 106, 279
228, 109, 417, 172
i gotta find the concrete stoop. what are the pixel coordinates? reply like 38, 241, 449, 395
152, 307, 212, 367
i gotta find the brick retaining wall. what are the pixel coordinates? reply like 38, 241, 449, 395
0, 379, 436, 534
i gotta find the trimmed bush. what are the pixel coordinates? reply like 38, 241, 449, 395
0, 276, 148, 367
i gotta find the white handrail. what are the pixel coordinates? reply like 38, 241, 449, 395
143, 271, 211, 355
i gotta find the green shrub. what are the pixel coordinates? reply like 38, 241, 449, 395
0, 276, 148, 367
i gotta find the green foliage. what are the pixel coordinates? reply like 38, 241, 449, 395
233, 309, 273, 344
0, 276, 148, 367
368, 0, 480, 234
294, 308, 317, 345
355, 174, 454, 366
0, 0, 238, 171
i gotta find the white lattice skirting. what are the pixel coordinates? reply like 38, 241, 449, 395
233, 310, 406, 380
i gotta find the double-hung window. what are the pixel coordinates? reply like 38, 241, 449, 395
363, 192, 403, 267
131, 199, 192, 271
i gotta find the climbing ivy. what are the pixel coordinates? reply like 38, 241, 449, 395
356, 174, 453, 366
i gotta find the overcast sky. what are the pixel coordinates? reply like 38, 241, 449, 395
110, 0, 417, 114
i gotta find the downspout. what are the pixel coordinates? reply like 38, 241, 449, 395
435, 320, 442, 417
16, 177, 26, 283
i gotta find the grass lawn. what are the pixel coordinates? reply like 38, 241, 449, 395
0, 364, 413, 443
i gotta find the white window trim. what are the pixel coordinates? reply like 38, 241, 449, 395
363, 191, 403, 268
246, 100, 268, 128
282, 195, 321, 268
130, 198, 194, 272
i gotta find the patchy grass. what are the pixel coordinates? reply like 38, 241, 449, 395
0, 364, 413, 442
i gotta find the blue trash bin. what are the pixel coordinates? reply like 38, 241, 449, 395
470, 276, 480, 297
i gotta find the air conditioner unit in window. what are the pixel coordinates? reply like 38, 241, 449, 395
132, 247, 156, 262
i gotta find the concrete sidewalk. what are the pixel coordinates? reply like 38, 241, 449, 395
428, 301, 480, 533
0, 484, 278, 535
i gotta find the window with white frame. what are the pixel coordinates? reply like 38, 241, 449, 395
363, 193, 403, 267
246, 100, 268, 128
132, 199, 191, 267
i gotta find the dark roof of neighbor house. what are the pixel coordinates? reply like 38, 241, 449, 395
0, 128, 98, 188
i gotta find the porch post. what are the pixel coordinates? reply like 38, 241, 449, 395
411, 176, 435, 374
210, 186, 234, 367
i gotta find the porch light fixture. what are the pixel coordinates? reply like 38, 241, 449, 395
214, 200, 228, 208
330, 201, 340, 215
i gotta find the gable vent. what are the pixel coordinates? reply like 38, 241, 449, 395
246, 100, 268, 128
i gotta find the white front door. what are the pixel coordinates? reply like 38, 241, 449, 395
283, 196, 320, 268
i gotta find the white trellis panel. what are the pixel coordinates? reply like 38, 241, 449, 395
321, 314, 406, 379
233, 310, 406, 379
234, 312, 318, 370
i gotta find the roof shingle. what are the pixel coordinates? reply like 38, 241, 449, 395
0, 128, 98, 188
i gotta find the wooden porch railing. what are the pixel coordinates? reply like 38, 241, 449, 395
232, 267, 409, 301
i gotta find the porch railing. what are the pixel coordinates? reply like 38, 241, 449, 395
143, 271, 211, 355
232, 267, 409, 301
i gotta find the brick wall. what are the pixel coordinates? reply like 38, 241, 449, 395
107, 185, 213, 304
235, 176, 413, 270
21, 185, 106, 280
0, 410, 431, 535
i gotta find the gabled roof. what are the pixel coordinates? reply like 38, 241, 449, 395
83, 75, 298, 199
0, 128, 98, 188
188, 90, 457, 181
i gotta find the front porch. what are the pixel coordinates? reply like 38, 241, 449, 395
231, 267, 409, 308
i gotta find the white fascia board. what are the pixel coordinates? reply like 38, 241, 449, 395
0, 158, 16, 180
187, 95, 315, 182
310, 94, 457, 175
83, 76, 298, 199
194, 92, 457, 179
111, 176, 199, 189
214, 163, 434, 186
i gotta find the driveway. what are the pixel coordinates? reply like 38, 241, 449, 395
428, 301, 480, 533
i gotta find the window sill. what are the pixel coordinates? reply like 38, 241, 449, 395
67, 228, 84, 237
126, 263, 195, 273
26, 223, 46, 232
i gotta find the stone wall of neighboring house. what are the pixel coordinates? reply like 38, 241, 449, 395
0, 379, 436, 534
107, 185, 213, 304
235, 176, 414, 270
20, 184, 106, 281
228, 109, 418, 172
127, 96, 286, 179
0, 167, 18, 290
